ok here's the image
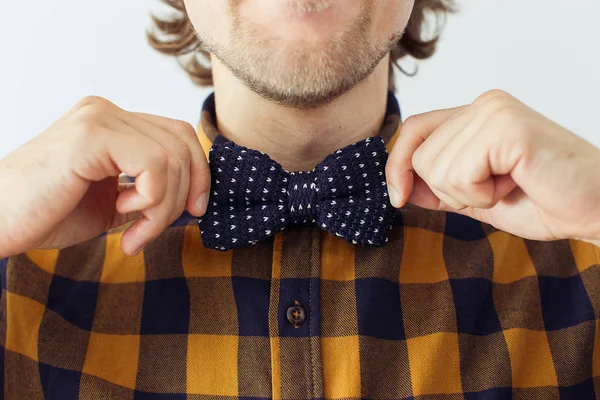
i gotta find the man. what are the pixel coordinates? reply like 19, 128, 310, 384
0, 0, 599, 398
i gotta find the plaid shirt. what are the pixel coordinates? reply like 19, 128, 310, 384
1, 92, 600, 400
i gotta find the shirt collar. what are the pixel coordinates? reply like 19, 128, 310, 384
196, 91, 402, 159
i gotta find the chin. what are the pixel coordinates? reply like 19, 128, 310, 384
204, 0, 396, 108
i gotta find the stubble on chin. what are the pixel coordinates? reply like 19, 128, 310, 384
210, 0, 396, 109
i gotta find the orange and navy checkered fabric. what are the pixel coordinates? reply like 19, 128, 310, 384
1, 93, 599, 399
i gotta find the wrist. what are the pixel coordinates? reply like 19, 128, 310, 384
584, 156, 600, 249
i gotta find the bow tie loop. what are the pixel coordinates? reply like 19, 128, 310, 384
314, 136, 388, 200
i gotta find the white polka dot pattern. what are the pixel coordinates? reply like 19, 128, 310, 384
198, 135, 394, 250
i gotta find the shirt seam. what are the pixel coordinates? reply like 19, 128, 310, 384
308, 228, 315, 400
278, 329, 283, 400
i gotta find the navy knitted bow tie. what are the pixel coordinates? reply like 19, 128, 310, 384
198, 135, 394, 251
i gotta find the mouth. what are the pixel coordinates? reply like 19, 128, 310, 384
285, 0, 332, 13
237, 0, 360, 42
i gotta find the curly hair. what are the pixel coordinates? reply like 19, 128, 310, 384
147, 0, 458, 91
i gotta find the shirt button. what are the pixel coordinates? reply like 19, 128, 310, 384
286, 303, 306, 328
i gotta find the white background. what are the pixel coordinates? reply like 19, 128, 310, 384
0, 0, 599, 159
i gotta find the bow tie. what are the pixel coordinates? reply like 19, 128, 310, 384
198, 135, 394, 251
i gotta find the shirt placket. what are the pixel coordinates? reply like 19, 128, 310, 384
269, 226, 324, 400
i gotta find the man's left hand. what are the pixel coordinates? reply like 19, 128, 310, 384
385, 89, 600, 246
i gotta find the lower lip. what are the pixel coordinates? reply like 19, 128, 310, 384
239, 0, 354, 39
284, 0, 333, 14
278, 0, 342, 27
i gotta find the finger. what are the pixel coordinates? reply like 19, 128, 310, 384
73, 126, 170, 213
120, 152, 184, 256
109, 209, 143, 230
406, 174, 466, 211
406, 174, 483, 221
445, 118, 523, 207
428, 100, 519, 209
102, 115, 192, 255
411, 106, 474, 178
103, 117, 176, 215
405, 174, 441, 209
109, 112, 194, 216
108, 183, 145, 230
429, 186, 467, 211
113, 182, 140, 214
491, 174, 519, 204
410, 109, 474, 211
386, 105, 465, 207
133, 112, 210, 216
73, 126, 172, 255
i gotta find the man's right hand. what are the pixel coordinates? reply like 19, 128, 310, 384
0, 96, 210, 258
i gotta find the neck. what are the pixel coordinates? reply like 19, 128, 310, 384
210, 53, 391, 171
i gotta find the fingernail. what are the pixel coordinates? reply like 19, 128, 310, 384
387, 183, 402, 208
195, 192, 209, 215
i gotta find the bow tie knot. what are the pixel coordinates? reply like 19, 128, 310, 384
287, 171, 317, 224
198, 135, 394, 251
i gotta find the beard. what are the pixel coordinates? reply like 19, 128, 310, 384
199, 0, 398, 109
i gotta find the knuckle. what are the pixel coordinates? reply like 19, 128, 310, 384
486, 97, 517, 114
151, 146, 170, 172
411, 147, 427, 175
428, 167, 446, 190
171, 134, 191, 162
168, 154, 183, 179
402, 114, 423, 132
73, 99, 114, 128
146, 209, 170, 231
474, 89, 512, 106
447, 168, 464, 189
75, 95, 113, 112
480, 193, 496, 208
172, 120, 197, 138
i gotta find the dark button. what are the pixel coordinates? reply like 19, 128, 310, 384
286, 304, 306, 328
